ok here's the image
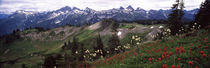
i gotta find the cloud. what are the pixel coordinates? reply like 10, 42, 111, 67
0, 0, 204, 14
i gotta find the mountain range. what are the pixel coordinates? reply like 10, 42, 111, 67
0, 6, 198, 36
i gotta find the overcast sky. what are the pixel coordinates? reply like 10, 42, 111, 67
0, 0, 204, 14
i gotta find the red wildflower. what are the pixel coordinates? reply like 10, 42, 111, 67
148, 58, 152, 61
166, 54, 170, 57
176, 47, 179, 52
106, 57, 112, 63
180, 46, 183, 49
163, 48, 167, 52
188, 61, 193, 65
195, 66, 198, 68
170, 39, 174, 42
171, 65, 175, 68
204, 37, 208, 42
124, 52, 128, 55
202, 54, 207, 57
158, 58, 161, 61
200, 51, 204, 54
180, 46, 185, 53
134, 52, 137, 56
162, 64, 167, 68
163, 52, 166, 56
177, 58, 181, 61
180, 49, 185, 53
189, 48, 192, 53
177, 65, 181, 68
194, 58, 199, 61
198, 44, 202, 48
205, 46, 208, 49
140, 54, 143, 56
169, 52, 173, 55
162, 55, 165, 59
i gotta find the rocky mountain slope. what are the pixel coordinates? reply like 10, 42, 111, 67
0, 6, 198, 36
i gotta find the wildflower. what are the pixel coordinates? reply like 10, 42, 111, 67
166, 54, 170, 57
85, 49, 90, 53
180, 49, 185, 53
176, 47, 179, 52
162, 64, 167, 68
197, 44, 202, 48
177, 65, 180, 68
188, 61, 193, 65
148, 58, 152, 61
205, 46, 208, 49
190, 48, 192, 51
75, 51, 78, 54
136, 42, 140, 45
140, 54, 143, 56
163, 52, 166, 56
194, 58, 199, 61
180, 46, 185, 53
158, 58, 161, 61
162, 55, 165, 59
171, 65, 175, 68
177, 58, 181, 61
190, 48, 192, 53
166, 52, 169, 55
167, 29, 171, 32
169, 52, 173, 55
170, 40, 174, 42
92, 53, 97, 57
195, 66, 198, 68
200, 51, 204, 54
94, 61, 98, 65
134, 52, 137, 56
107, 51, 109, 53
163, 48, 167, 52
150, 26, 154, 29
201, 54, 207, 58
106, 57, 112, 64
204, 37, 208, 42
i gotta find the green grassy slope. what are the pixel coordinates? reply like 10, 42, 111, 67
0, 23, 156, 68
93, 30, 210, 68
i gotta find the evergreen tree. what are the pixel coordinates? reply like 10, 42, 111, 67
61, 42, 67, 50
67, 40, 72, 49
43, 56, 56, 68
111, 22, 119, 32
108, 33, 121, 54
94, 34, 105, 58
79, 43, 85, 61
168, 0, 185, 35
195, 0, 210, 28
21, 64, 27, 68
72, 37, 78, 55
64, 53, 70, 68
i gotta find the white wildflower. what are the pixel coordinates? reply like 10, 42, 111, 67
159, 26, 163, 29
150, 26, 154, 29
75, 51, 78, 54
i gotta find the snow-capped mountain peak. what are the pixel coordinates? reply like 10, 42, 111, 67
126, 5, 134, 11
120, 6, 125, 10
0, 6, 198, 36
56, 6, 72, 12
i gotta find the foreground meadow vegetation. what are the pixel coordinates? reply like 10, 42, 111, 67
92, 30, 210, 68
